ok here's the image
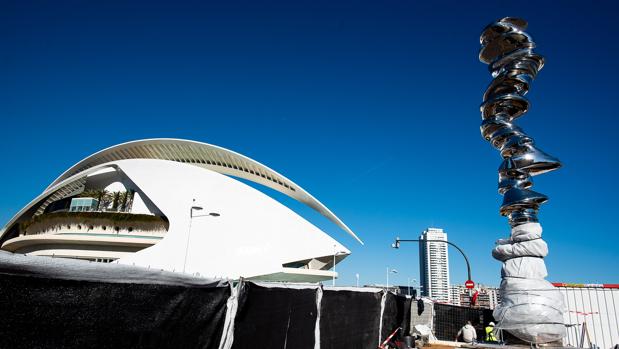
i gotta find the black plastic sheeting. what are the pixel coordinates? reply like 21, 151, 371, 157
0, 272, 230, 349
1, 256, 531, 349
0, 249, 445, 349
232, 283, 318, 349
433, 303, 494, 342
381, 293, 411, 341
433, 303, 528, 345
319, 289, 384, 349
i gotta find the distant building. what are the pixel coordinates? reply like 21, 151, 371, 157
360, 284, 421, 297
487, 286, 500, 309
449, 284, 500, 309
449, 284, 463, 306
419, 228, 450, 303
362, 285, 402, 294
395, 285, 417, 297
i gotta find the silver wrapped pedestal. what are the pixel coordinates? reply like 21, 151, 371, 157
479, 18, 566, 344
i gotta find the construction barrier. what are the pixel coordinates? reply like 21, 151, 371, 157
433, 303, 494, 342
0, 252, 414, 349
231, 282, 318, 349
0, 254, 230, 349
3, 252, 577, 348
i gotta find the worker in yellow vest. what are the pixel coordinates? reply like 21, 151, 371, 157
485, 322, 498, 342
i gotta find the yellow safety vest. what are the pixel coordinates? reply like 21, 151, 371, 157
485, 326, 497, 341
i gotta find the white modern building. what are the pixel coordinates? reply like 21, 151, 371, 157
0, 139, 362, 282
419, 228, 450, 302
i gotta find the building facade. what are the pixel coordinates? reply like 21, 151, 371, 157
0, 139, 361, 282
449, 284, 501, 309
449, 284, 463, 306
419, 228, 450, 303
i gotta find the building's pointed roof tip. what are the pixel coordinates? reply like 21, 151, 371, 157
48, 138, 363, 245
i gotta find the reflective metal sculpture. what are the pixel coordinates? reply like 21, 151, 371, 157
479, 18, 566, 344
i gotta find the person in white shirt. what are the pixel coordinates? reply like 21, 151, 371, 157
456, 321, 477, 343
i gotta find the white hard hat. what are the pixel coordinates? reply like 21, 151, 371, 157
489, 322, 495, 326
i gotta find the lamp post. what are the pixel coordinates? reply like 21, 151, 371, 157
391, 236, 472, 284
355, 273, 360, 288
386, 267, 398, 289
408, 277, 417, 296
183, 199, 220, 273
332, 246, 347, 286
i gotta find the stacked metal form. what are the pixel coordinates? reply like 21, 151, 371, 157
479, 18, 566, 343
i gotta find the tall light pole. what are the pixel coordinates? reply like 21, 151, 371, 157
417, 284, 424, 298
332, 245, 347, 286
386, 267, 398, 288
392, 237, 473, 284
408, 277, 416, 296
183, 199, 220, 273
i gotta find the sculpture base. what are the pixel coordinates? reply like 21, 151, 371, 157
492, 223, 566, 344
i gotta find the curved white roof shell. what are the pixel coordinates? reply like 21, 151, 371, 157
2, 158, 352, 280
46, 138, 361, 244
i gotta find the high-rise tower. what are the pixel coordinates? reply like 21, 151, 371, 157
419, 228, 450, 302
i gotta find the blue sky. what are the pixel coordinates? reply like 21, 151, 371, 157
1, 0, 617, 287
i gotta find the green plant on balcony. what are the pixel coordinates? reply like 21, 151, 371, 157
19, 211, 168, 233
77, 189, 134, 212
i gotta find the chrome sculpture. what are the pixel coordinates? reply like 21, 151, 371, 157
479, 18, 566, 343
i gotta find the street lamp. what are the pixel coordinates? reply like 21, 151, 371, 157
386, 267, 398, 288
183, 199, 220, 273
391, 236, 473, 284
408, 277, 417, 296
332, 245, 347, 286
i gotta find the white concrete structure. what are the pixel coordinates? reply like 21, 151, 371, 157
419, 228, 450, 303
0, 139, 361, 282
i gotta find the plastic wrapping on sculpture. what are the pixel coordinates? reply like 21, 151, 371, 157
492, 224, 565, 343
494, 276, 565, 343
500, 256, 548, 279
492, 237, 548, 261
479, 18, 566, 344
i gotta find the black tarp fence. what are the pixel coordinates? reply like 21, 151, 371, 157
0, 250, 413, 349
380, 292, 412, 341
319, 288, 384, 349
230, 282, 318, 349
0, 252, 527, 348
0, 252, 231, 349
432, 303, 494, 342
432, 302, 527, 345
225, 284, 413, 349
